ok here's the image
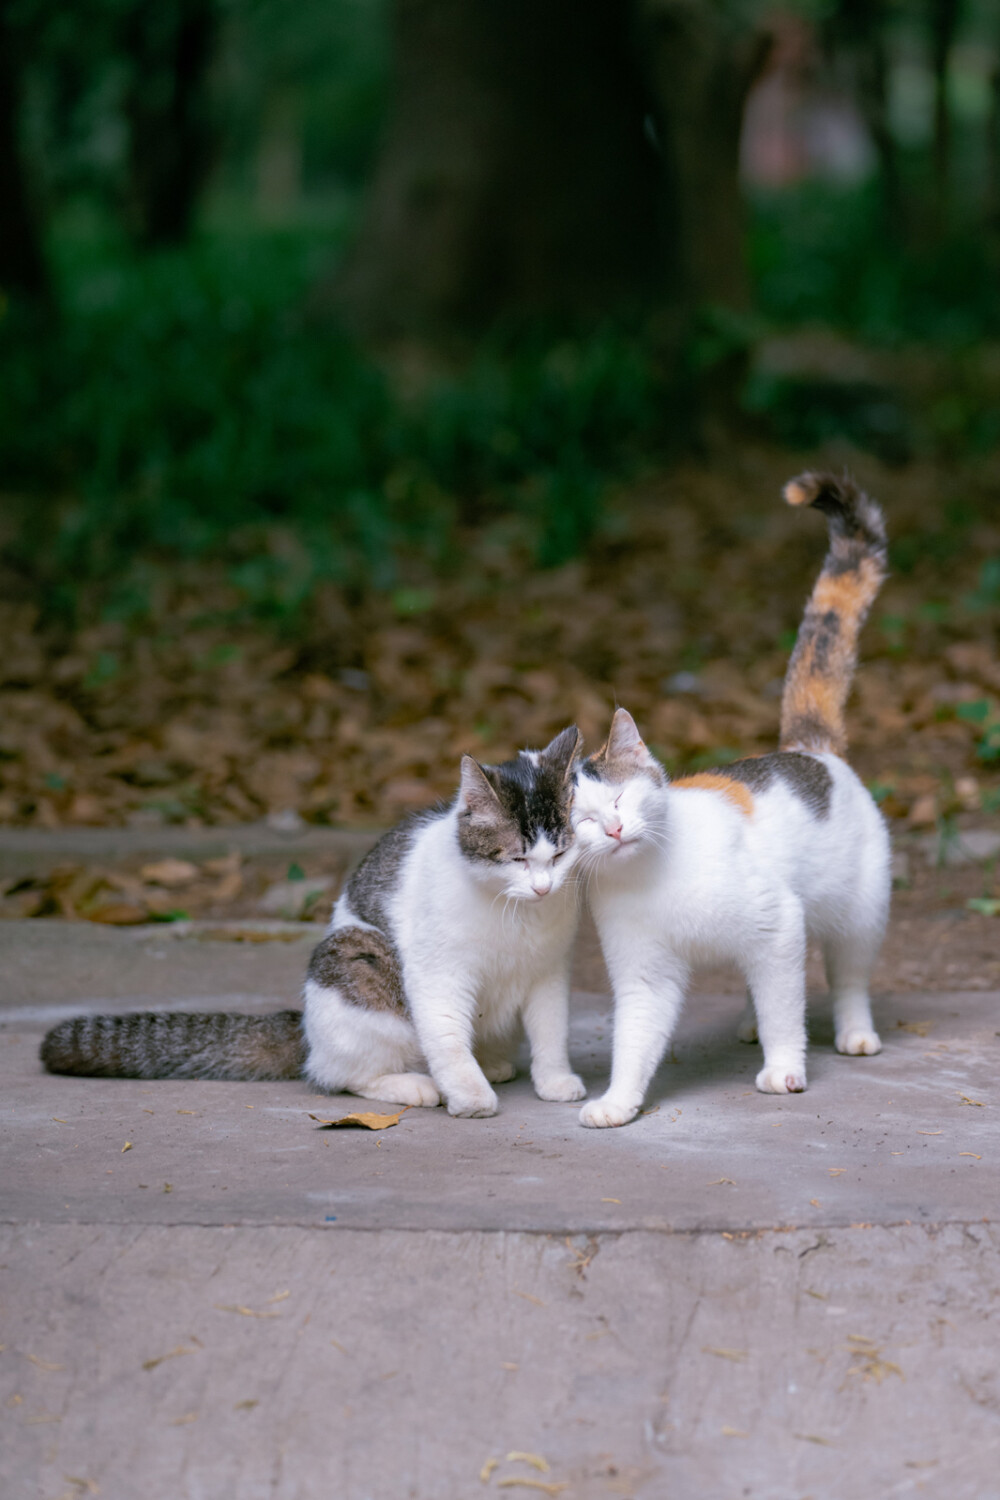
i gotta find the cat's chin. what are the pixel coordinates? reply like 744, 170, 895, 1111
609, 836, 643, 856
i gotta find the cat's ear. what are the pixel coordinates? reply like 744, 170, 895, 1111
600, 708, 656, 770
458, 755, 502, 817
539, 725, 582, 783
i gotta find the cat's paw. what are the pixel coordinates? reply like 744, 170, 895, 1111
736, 1016, 759, 1043
756, 1064, 807, 1094
481, 1058, 517, 1084
579, 1096, 640, 1128
534, 1071, 586, 1103
836, 1028, 882, 1056
446, 1083, 499, 1118
359, 1073, 440, 1107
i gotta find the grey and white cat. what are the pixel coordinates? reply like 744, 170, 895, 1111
571, 473, 891, 1127
42, 728, 587, 1119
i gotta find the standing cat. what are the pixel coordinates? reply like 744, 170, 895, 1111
571, 472, 890, 1127
41, 728, 587, 1118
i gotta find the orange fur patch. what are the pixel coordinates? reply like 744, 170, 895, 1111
783, 479, 811, 507
673, 773, 754, 816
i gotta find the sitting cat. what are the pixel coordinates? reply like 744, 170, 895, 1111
571, 472, 890, 1127
41, 727, 587, 1119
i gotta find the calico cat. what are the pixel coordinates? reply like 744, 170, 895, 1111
571, 472, 890, 1128
41, 727, 587, 1118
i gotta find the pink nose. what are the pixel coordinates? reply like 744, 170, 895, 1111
605, 819, 623, 842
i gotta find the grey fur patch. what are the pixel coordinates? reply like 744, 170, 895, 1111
40, 1010, 305, 1080
307, 926, 406, 1015
716, 752, 833, 818
346, 808, 444, 941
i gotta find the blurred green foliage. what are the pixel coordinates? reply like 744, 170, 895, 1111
1, 226, 666, 619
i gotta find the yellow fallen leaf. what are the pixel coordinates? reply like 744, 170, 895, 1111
52, 1118, 69, 1124
958, 1095, 986, 1107
234, 1400, 258, 1412
804, 1289, 827, 1300
601, 1198, 621, 1204
828, 1168, 846, 1176
121, 1142, 132, 1153
142, 1345, 196, 1372
176, 1110, 198, 1116
702, 1346, 747, 1362
794, 1432, 834, 1447
140, 858, 198, 887
308, 1109, 407, 1131
214, 1304, 282, 1319
917, 1131, 942, 1136
512, 1289, 545, 1307
480, 1456, 500, 1483
265, 1290, 291, 1304
707, 1178, 736, 1186
23, 1353, 65, 1371
506, 1452, 550, 1473
722, 1427, 749, 1437
496, 1483, 567, 1497
959, 1152, 982, 1159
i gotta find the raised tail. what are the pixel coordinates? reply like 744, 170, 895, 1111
40, 1010, 305, 1081
779, 471, 887, 758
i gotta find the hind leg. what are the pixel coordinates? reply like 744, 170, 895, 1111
825, 934, 882, 1056
475, 1021, 520, 1085
745, 904, 808, 1094
736, 989, 759, 1043
353, 1073, 441, 1106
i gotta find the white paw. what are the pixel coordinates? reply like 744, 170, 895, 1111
756, 1064, 807, 1094
534, 1071, 587, 1103
360, 1073, 440, 1107
446, 1084, 499, 1118
579, 1096, 640, 1129
481, 1059, 517, 1084
836, 1028, 882, 1056
736, 1017, 759, 1043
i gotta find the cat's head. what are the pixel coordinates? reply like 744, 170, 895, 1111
572, 708, 667, 864
457, 726, 582, 900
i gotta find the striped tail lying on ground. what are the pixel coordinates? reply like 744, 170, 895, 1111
40, 1009, 305, 1080
779, 471, 888, 759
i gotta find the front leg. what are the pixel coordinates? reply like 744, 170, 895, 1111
407, 977, 498, 1118
580, 947, 689, 1128
522, 971, 585, 1102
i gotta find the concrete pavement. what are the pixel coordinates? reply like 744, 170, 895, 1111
1, 915, 999, 1499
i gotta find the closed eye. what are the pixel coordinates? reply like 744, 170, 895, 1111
578, 815, 596, 824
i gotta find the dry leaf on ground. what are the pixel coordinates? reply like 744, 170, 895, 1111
505, 1452, 550, 1472
308, 1109, 407, 1131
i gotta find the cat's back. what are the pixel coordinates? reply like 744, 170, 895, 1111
333, 804, 450, 941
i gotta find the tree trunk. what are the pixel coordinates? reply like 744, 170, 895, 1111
930, 0, 961, 234
0, 0, 49, 302
635, 0, 769, 316
121, 0, 219, 248
329, 0, 667, 337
